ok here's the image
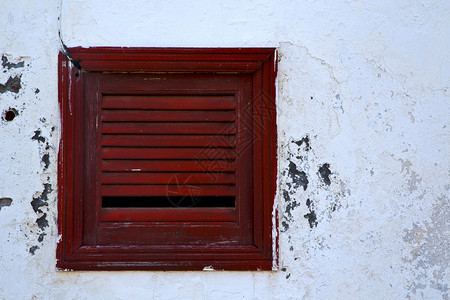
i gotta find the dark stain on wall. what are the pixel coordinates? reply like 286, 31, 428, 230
318, 163, 332, 185
0, 197, 13, 211
288, 161, 308, 190
281, 134, 350, 235
292, 135, 311, 151
36, 214, 48, 230
42, 154, 50, 169
31, 130, 46, 143
281, 135, 313, 232
281, 189, 291, 231
29, 245, 39, 255
1, 55, 24, 69
38, 233, 46, 243
281, 220, 290, 232
304, 198, 318, 228
0, 76, 21, 93
281, 189, 301, 232
30, 183, 52, 254
284, 192, 300, 219
31, 183, 51, 214
30, 125, 55, 254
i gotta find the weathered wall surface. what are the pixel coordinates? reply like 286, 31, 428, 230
0, 0, 448, 299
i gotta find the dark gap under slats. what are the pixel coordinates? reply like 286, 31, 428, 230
102, 196, 235, 208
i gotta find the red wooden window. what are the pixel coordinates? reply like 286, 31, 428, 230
57, 48, 277, 270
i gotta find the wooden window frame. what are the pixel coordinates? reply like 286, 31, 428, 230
57, 47, 277, 271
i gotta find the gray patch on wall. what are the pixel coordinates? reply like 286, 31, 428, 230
42, 154, 50, 169
403, 194, 449, 299
304, 198, 317, 228
0, 76, 21, 93
29, 183, 52, 255
292, 136, 311, 151
288, 161, 308, 190
281, 189, 300, 232
36, 214, 48, 230
31, 130, 46, 143
281, 134, 349, 233
31, 183, 51, 214
284, 190, 300, 218
281, 135, 313, 232
0, 197, 13, 211
30, 127, 53, 254
318, 163, 332, 185
29, 245, 39, 255
1, 55, 25, 69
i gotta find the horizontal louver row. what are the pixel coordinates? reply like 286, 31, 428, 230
100, 95, 236, 206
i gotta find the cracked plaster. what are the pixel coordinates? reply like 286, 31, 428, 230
0, 0, 449, 299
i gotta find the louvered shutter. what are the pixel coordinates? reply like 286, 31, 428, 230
100, 95, 237, 208
58, 48, 276, 271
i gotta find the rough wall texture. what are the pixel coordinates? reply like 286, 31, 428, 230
0, 0, 448, 299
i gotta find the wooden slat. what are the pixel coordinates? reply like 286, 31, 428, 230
102, 122, 235, 134
83, 60, 261, 72
102, 135, 235, 147
98, 73, 239, 93
103, 96, 235, 110
101, 207, 236, 222
96, 222, 239, 246
70, 47, 274, 61
102, 160, 235, 172
102, 110, 235, 122
102, 172, 235, 185
102, 185, 235, 197
102, 147, 236, 160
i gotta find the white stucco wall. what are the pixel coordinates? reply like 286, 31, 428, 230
0, 0, 448, 299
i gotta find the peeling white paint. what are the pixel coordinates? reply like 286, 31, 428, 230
0, 0, 449, 299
